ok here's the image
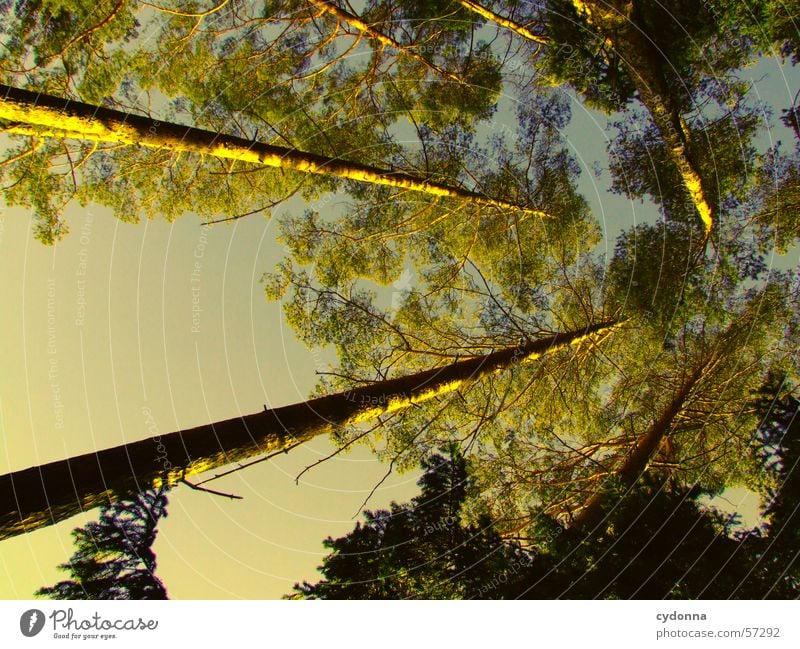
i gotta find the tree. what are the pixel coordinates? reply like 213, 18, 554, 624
0, 322, 616, 540
606, 100, 762, 235
37, 488, 169, 600
270, 160, 795, 537
292, 449, 533, 599
540, 480, 797, 599
0, 1, 511, 242
0, 84, 545, 240
562, 281, 794, 528
265, 85, 609, 480
546, 376, 800, 599
457, 1, 774, 240
457, 0, 549, 45
293, 450, 800, 599
304, 0, 478, 88
738, 378, 800, 596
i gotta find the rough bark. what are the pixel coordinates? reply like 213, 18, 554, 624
0, 320, 618, 541
0, 84, 546, 217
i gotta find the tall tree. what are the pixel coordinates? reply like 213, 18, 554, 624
266, 86, 608, 478
469, 264, 796, 538
0, 1, 512, 242
457, 1, 549, 45
457, 0, 773, 241
37, 488, 169, 600
0, 321, 616, 540
292, 449, 533, 599
0, 84, 544, 227
294, 451, 800, 599
597, 0, 725, 237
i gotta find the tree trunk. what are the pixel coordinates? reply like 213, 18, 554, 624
0, 84, 545, 217
569, 363, 704, 531
459, 1, 713, 236
458, 1, 549, 45
0, 320, 618, 541
571, 0, 714, 238
307, 0, 467, 85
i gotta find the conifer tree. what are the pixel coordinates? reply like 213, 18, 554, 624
37, 489, 169, 600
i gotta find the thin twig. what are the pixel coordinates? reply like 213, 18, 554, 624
180, 478, 243, 500
352, 461, 395, 518
192, 440, 305, 486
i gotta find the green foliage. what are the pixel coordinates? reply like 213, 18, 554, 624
750, 145, 800, 253
746, 378, 800, 594
608, 103, 762, 224
295, 450, 800, 598
0, 0, 140, 82
385, 48, 502, 131
1, 0, 510, 241
540, 0, 721, 113
540, 0, 636, 112
709, 0, 800, 63
37, 489, 169, 600
2, 0, 798, 601
606, 219, 705, 329
292, 449, 537, 599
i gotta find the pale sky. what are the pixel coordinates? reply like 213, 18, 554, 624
0, 199, 422, 599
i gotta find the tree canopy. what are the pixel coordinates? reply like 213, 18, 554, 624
0, 0, 798, 600
296, 401, 800, 599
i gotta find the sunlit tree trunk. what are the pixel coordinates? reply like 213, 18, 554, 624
458, 1, 549, 45
307, 0, 467, 85
457, 1, 714, 237
0, 84, 546, 217
570, 0, 714, 239
0, 321, 619, 540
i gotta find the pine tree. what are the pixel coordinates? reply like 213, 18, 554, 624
37, 489, 169, 600
292, 450, 534, 599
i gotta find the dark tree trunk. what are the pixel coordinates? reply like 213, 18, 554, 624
570, 363, 705, 531
0, 321, 617, 540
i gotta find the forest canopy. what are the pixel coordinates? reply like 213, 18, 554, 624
0, 0, 798, 599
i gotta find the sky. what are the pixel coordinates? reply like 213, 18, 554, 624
1, 24, 799, 598
0, 198, 423, 599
